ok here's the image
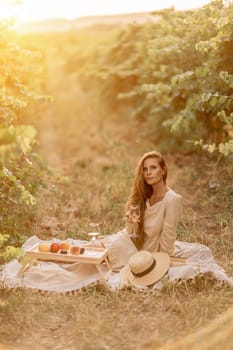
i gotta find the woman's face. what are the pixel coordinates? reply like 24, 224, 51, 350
142, 157, 165, 186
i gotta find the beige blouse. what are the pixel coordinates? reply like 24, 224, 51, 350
142, 189, 182, 255
103, 188, 182, 269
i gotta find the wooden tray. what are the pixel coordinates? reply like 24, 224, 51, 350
25, 242, 109, 265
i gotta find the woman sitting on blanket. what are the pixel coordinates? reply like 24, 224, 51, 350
103, 150, 182, 269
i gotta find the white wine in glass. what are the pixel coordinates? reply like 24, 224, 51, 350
128, 205, 140, 239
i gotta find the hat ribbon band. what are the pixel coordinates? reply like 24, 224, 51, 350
132, 258, 156, 278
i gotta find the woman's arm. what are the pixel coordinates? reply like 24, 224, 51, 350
159, 194, 182, 255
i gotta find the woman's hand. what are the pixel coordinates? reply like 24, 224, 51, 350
124, 210, 140, 224
124, 205, 140, 236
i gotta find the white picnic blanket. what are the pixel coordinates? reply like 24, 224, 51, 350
1, 236, 232, 292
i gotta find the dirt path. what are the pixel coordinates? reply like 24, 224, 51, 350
38, 56, 135, 170
38, 57, 89, 172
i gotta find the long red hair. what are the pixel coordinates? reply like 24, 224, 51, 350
125, 151, 167, 249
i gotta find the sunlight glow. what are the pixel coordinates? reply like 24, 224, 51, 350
0, 0, 211, 23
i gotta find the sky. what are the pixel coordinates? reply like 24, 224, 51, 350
0, 0, 212, 22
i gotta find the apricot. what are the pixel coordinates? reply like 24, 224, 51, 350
38, 243, 50, 252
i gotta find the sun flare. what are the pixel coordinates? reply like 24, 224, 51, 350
0, 0, 212, 24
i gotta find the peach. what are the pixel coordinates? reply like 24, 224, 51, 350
50, 242, 60, 253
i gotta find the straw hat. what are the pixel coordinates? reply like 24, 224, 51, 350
120, 250, 170, 288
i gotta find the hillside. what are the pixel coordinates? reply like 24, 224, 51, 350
16, 12, 160, 33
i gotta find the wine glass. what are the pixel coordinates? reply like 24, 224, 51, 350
88, 222, 100, 252
127, 205, 140, 239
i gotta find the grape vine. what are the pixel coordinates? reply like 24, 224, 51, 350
67, 0, 233, 156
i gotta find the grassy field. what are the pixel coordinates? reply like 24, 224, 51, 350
0, 27, 233, 350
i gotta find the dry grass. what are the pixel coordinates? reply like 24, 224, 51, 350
0, 30, 233, 350
0, 278, 232, 350
150, 305, 233, 350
